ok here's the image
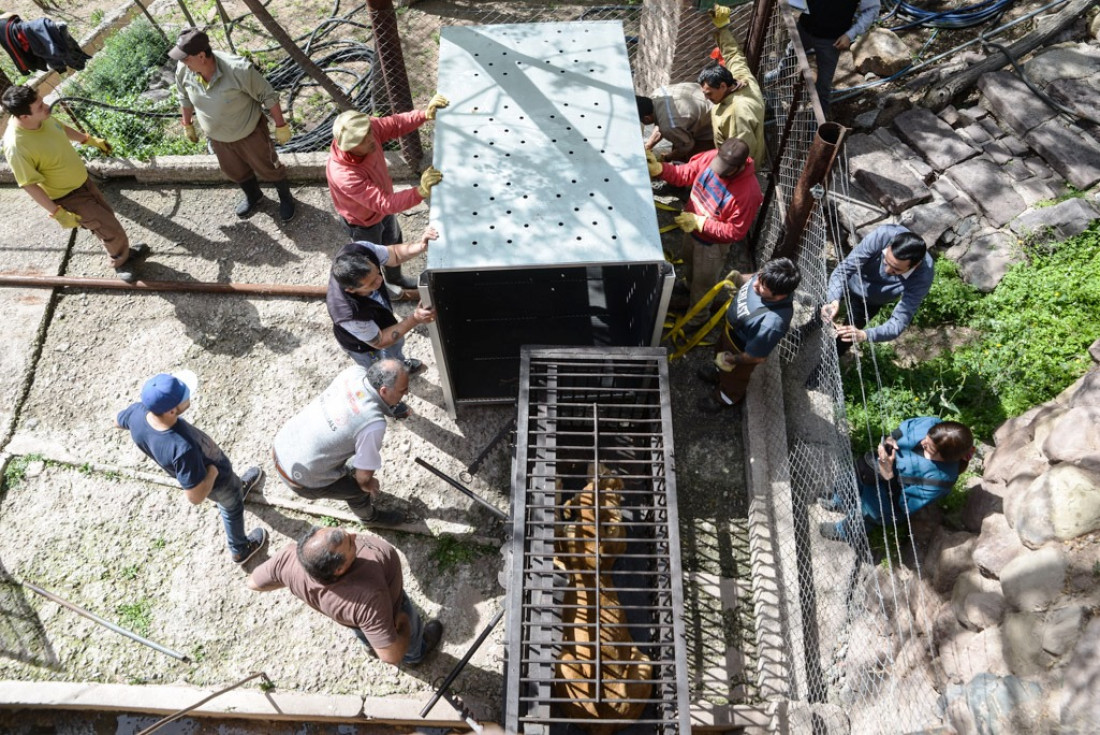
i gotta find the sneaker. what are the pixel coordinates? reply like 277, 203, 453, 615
113, 243, 151, 283
407, 620, 443, 667
354, 504, 406, 527
696, 364, 720, 385
422, 619, 444, 656
240, 467, 264, 501
392, 401, 411, 420
233, 528, 268, 564
403, 358, 426, 377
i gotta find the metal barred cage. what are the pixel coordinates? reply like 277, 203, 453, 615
505, 346, 690, 734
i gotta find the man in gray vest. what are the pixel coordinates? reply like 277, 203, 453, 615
696, 257, 801, 412
270, 360, 409, 526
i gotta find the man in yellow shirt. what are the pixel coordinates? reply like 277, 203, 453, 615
701, 5, 766, 169
1, 85, 149, 282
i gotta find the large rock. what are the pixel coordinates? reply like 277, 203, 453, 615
845, 133, 933, 214
1059, 618, 1100, 732
944, 158, 1027, 227
899, 196, 961, 247
951, 568, 1004, 630
1009, 197, 1100, 244
1002, 611, 1049, 675
1025, 118, 1100, 190
893, 107, 980, 172
972, 513, 1026, 579
1011, 473, 1057, 548
983, 423, 1049, 485
852, 27, 910, 77
978, 71, 1058, 136
939, 627, 1010, 684
926, 530, 978, 593
962, 479, 1004, 533
1025, 462, 1100, 543
1066, 368, 1100, 408
1041, 405, 1100, 472
1042, 605, 1085, 658
944, 229, 1024, 292
1000, 546, 1067, 611
1023, 43, 1100, 87
1047, 77, 1100, 125
966, 673, 1044, 734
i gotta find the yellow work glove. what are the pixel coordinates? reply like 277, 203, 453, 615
710, 4, 732, 28
274, 124, 292, 145
418, 166, 443, 199
51, 206, 82, 229
183, 123, 199, 143
84, 135, 112, 155
646, 150, 663, 178
425, 93, 449, 120
675, 211, 705, 233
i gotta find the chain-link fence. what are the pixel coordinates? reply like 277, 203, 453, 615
746, 1, 948, 732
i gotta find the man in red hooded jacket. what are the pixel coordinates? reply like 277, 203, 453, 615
326, 93, 447, 296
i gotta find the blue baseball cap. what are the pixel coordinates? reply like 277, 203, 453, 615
140, 370, 198, 414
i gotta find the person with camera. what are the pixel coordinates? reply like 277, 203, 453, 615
819, 417, 974, 542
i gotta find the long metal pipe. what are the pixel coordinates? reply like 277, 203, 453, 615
136, 671, 271, 735
775, 121, 845, 260
20, 580, 191, 662
0, 274, 325, 297
420, 607, 504, 719
414, 457, 509, 521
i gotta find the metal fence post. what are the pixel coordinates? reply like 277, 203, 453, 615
744, 0, 776, 74
366, 0, 423, 170
774, 121, 844, 260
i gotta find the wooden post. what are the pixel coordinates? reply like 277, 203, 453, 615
237, 0, 355, 111
366, 0, 423, 169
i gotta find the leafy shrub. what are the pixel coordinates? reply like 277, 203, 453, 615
845, 225, 1100, 443
71, 20, 167, 101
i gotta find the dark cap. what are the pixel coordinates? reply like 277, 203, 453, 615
711, 138, 750, 177
169, 28, 209, 61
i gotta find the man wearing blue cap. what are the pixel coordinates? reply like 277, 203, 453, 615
116, 371, 267, 565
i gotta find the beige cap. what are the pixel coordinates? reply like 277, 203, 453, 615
332, 110, 373, 152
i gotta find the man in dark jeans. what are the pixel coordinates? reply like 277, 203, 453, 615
117, 371, 266, 564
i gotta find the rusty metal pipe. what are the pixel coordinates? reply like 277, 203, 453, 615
774, 121, 845, 261
20, 580, 191, 662
745, 0, 777, 74
0, 274, 325, 297
136, 671, 271, 735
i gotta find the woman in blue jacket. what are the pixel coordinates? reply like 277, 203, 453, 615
820, 417, 974, 541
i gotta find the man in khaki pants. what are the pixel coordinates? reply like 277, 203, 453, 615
1, 85, 150, 282
172, 28, 297, 221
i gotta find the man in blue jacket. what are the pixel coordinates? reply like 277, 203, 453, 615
822, 224, 933, 355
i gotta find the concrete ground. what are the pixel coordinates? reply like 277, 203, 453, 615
0, 170, 758, 730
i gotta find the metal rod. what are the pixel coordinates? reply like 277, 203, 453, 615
211, 0, 236, 55
745, 0, 777, 74
20, 580, 191, 662
0, 274, 325, 297
775, 121, 844, 261
414, 457, 508, 521
420, 607, 504, 718
136, 671, 270, 735
465, 417, 515, 478
174, 0, 197, 29
133, 0, 171, 43
238, 0, 355, 111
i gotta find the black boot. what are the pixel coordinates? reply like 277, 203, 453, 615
235, 176, 264, 218
384, 263, 419, 289
274, 179, 296, 222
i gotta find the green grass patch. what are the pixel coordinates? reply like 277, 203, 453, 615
2, 454, 44, 494
115, 599, 153, 637
846, 225, 1100, 444
430, 534, 496, 573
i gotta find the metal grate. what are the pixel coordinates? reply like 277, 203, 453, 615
506, 347, 689, 734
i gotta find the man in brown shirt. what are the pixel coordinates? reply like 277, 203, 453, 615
247, 526, 442, 666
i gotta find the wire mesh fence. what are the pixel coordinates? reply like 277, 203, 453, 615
749, 2, 950, 732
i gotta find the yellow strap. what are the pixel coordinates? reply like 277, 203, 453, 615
662, 276, 738, 360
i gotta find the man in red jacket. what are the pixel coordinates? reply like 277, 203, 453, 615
649, 138, 762, 322
326, 94, 447, 296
